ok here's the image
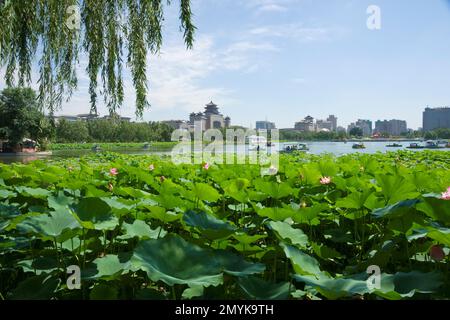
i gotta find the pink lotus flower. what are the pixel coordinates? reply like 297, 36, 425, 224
149, 164, 155, 171
160, 176, 166, 183
430, 245, 445, 261
320, 176, 332, 185
441, 187, 450, 200
109, 168, 118, 176
203, 163, 210, 170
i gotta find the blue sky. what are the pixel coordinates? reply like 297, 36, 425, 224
3, 0, 450, 129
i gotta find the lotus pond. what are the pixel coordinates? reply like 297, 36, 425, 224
0, 151, 449, 300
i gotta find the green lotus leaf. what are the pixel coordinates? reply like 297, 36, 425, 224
182, 286, 205, 300
10, 275, 60, 300
131, 235, 224, 287
47, 192, 74, 212
152, 193, 186, 209
183, 210, 236, 239
407, 223, 450, 246
294, 271, 444, 299
39, 172, 60, 184
336, 189, 373, 210
291, 204, 329, 224
213, 250, 266, 276
17, 257, 58, 275
0, 221, 9, 231
90, 283, 119, 300
0, 204, 21, 219
232, 233, 267, 245
268, 221, 309, 249
254, 179, 294, 199
0, 189, 16, 199
144, 206, 181, 223
17, 210, 81, 240
222, 178, 250, 203
15, 186, 52, 199
372, 199, 421, 219
0, 236, 31, 252
118, 220, 166, 240
311, 242, 342, 260
416, 196, 450, 224
255, 206, 294, 221
71, 197, 118, 230
393, 271, 444, 295
83, 254, 132, 280
376, 175, 421, 204
136, 288, 167, 300
238, 277, 291, 300
281, 242, 323, 277
100, 197, 135, 216
193, 183, 221, 202
293, 274, 369, 299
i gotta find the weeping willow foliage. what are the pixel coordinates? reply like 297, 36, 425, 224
0, 0, 195, 117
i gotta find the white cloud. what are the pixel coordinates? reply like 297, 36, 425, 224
58, 34, 278, 120
257, 4, 288, 14
249, 23, 331, 42
241, 0, 304, 14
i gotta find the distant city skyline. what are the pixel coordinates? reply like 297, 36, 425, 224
2, 0, 450, 130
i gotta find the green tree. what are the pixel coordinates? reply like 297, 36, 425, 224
0, 1, 195, 117
0, 87, 51, 147
349, 127, 363, 138
55, 119, 89, 143
87, 119, 120, 142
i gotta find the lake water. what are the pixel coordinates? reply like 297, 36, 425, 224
0, 141, 448, 164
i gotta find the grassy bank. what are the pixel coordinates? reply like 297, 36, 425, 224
49, 142, 177, 151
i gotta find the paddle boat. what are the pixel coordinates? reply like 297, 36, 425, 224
424, 140, 443, 149
352, 143, 366, 149
248, 135, 267, 151
279, 143, 309, 154
143, 142, 151, 150
386, 143, 403, 148
92, 144, 102, 152
406, 143, 424, 149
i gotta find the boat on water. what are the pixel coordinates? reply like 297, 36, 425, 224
386, 143, 403, 148
352, 143, 366, 149
279, 143, 309, 154
424, 140, 444, 149
248, 135, 267, 151
92, 144, 102, 152
406, 143, 424, 149
143, 142, 151, 150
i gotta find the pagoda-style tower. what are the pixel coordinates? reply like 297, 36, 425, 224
204, 101, 220, 116
188, 100, 229, 131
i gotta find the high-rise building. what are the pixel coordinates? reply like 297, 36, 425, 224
327, 115, 338, 132
356, 119, 372, 136
374, 119, 407, 136
316, 119, 332, 131
423, 107, 450, 131
295, 116, 315, 131
256, 121, 276, 130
